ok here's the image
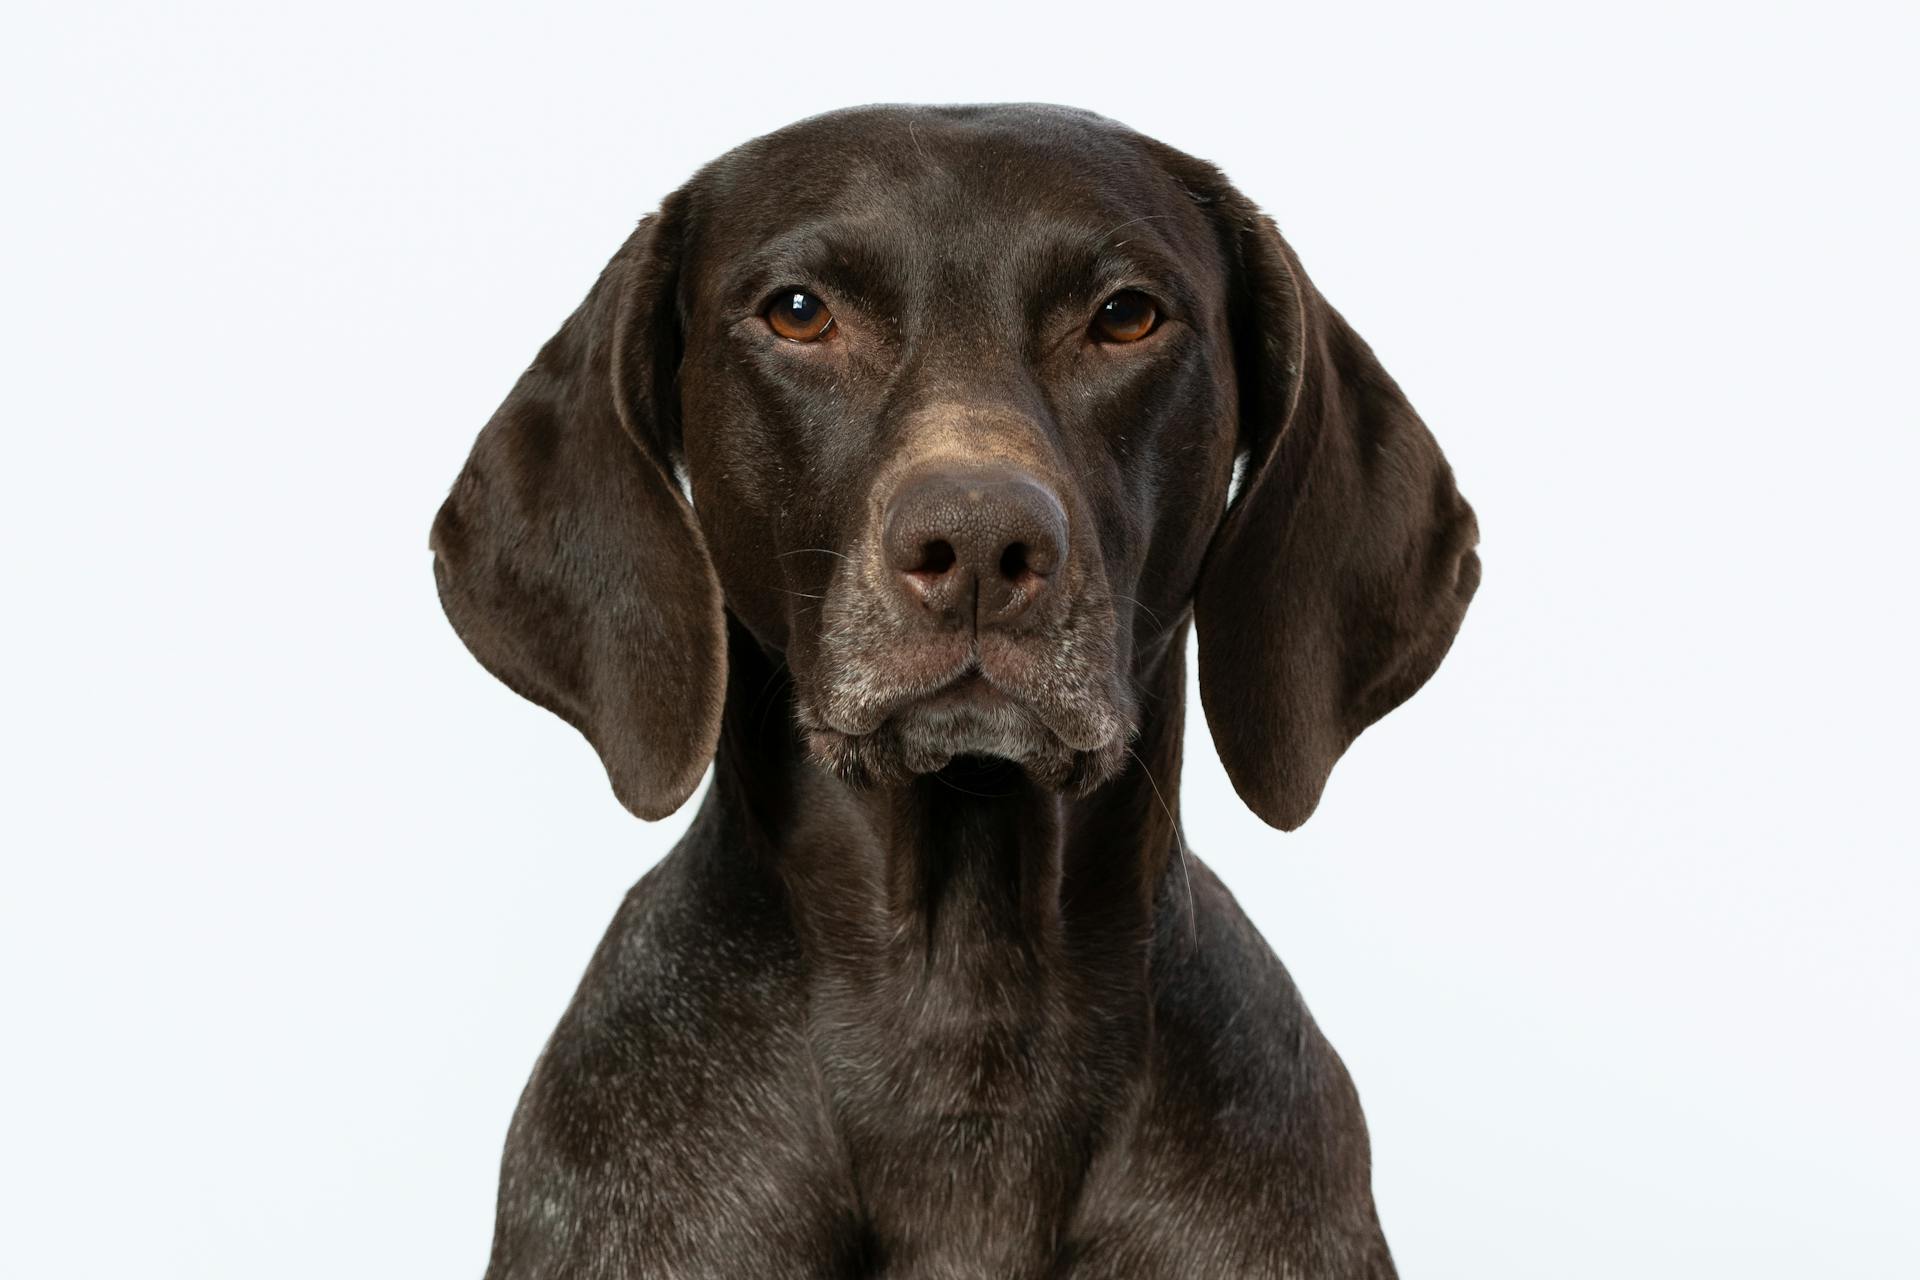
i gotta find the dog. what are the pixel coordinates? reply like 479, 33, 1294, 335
431, 103, 1479, 1279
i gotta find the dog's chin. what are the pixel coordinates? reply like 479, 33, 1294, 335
805, 679, 1128, 795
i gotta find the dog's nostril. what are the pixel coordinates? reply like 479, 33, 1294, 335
999, 542, 1031, 581
914, 539, 957, 576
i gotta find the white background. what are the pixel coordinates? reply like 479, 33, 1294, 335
5, 2, 1915, 1276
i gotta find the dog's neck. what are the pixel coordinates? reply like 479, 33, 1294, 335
702, 618, 1191, 1266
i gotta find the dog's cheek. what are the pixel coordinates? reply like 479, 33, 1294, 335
679, 356, 816, 652
690, 494, 790, 650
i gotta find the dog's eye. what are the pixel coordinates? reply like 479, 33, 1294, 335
766, 291, 834, 342
1091, 291, 1157, 343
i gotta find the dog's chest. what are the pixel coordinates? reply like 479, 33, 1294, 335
805, 929, 1147, 1276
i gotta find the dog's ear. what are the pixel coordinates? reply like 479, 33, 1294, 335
429, 198, 724, 820
1192, 181, 1481, 831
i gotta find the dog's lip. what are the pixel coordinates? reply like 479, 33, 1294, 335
813, 659, 994, 736
814, 660, 1120, 754
913, 666, 1004, 711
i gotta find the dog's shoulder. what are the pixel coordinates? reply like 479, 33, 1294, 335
483, 837, 864, 1279
1064, 857, 1395, 1276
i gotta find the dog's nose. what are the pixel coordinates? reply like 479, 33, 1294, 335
882, 466, 1068, 629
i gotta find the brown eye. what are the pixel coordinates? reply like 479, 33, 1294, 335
1092, 290, 1157, 343
767, 290, 833, 342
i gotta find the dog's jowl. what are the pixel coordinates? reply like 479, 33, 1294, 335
431, 104, 1479, 1279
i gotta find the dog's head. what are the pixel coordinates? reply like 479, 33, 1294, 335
431, 105, 1479, 830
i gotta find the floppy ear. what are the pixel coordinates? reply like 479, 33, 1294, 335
1194, 188, 1481, 831
429, 200, 725, 820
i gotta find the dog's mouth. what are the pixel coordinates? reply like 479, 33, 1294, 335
801, 654, 1132, 793
795, 508, 1138, 793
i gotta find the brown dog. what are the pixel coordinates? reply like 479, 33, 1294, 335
432, 103, 1479, 1278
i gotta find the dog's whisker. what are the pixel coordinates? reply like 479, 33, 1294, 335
1097, 212, 1175, 243
931, 769, 1018, 800
1127, 745, 1196, 946
1114, 593, 1166, 628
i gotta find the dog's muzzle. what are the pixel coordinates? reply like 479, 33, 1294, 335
799, 462, 1134, 790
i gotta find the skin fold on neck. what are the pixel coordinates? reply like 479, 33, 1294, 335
698, 617, 1196, 1267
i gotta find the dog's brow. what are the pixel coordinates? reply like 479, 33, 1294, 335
1014, 226, 1199, 318
729, 224, 905, 313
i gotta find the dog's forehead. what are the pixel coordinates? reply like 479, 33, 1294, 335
688, 105, 1200, 257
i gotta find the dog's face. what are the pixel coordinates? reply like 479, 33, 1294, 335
675, 109, 1239, 792
431, 105, 1479, 829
